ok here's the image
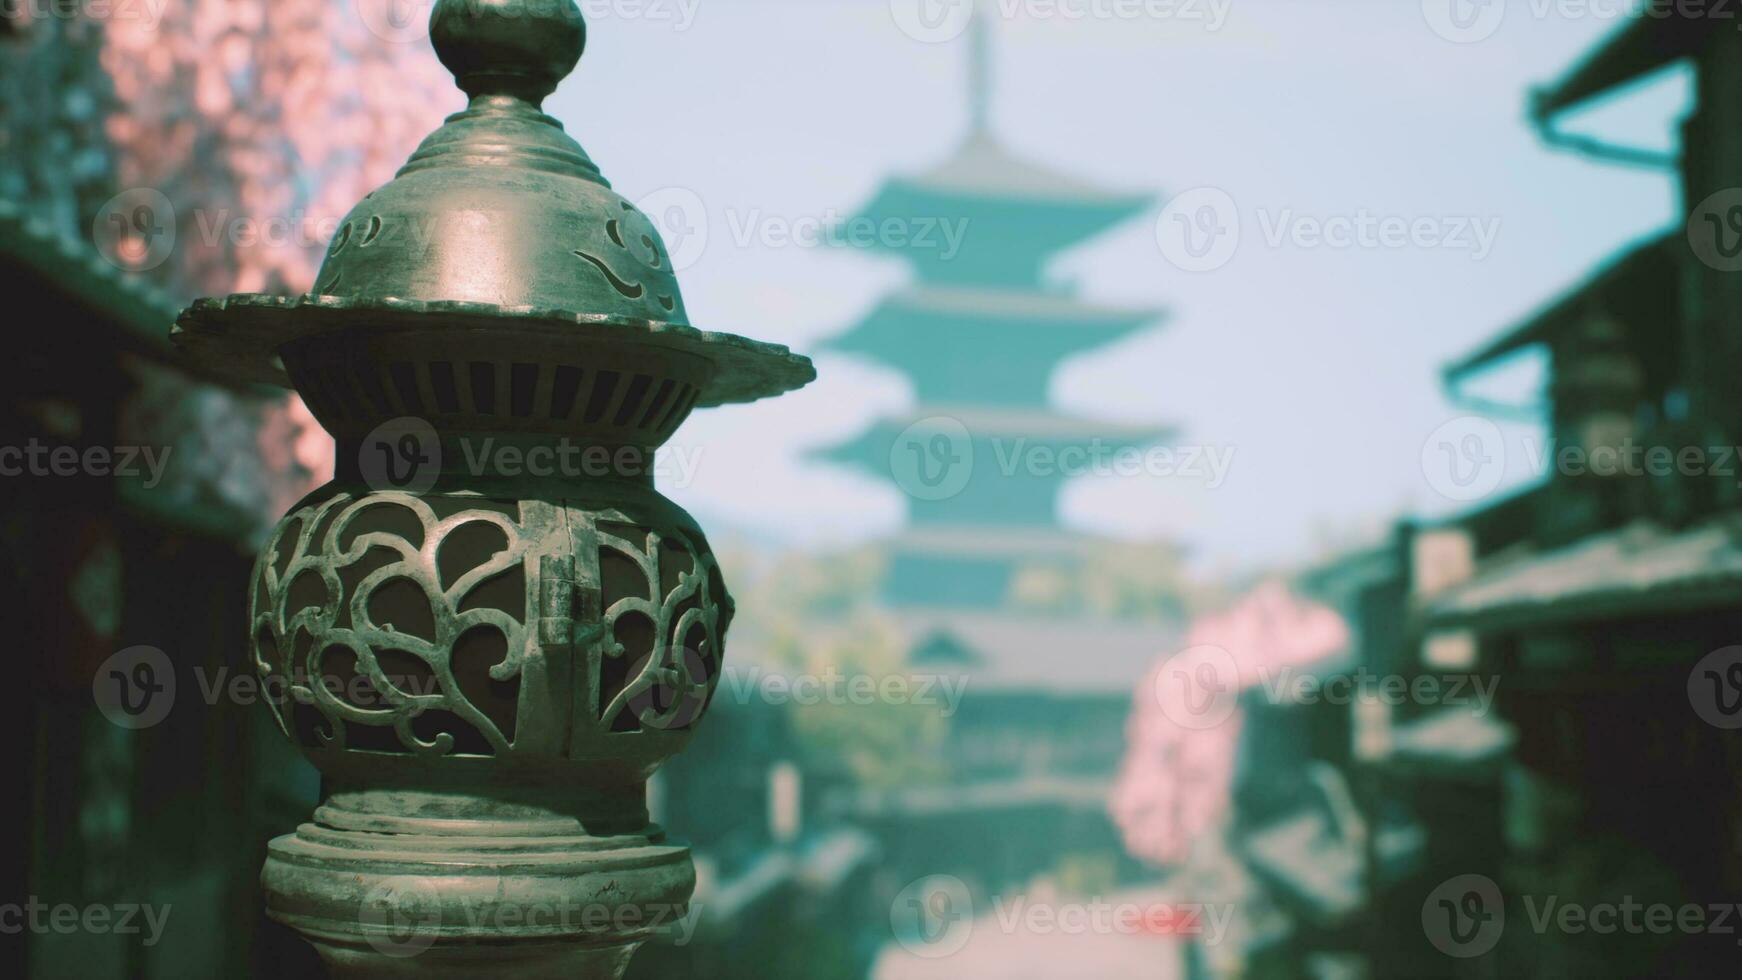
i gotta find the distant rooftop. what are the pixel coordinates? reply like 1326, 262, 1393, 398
1425, 515, 1742, 632
893, 608, 1179, 695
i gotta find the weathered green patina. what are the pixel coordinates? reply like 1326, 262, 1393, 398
171, 1, 812, 975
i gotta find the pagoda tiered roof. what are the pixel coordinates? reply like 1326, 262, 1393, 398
815, 12, 1177, 612
868, 128, 1151, 211
821, 404, 1172, 473
825, 286, 1162, 405
828, 285, 1160, 351
850, 130, 1153, 286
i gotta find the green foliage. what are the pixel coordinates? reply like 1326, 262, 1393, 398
723, 543, 951, 789
1007, 538, 1216, 621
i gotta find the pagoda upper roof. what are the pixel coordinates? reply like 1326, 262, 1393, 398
850, 131, 1152, 259
896, 129, 1151, 208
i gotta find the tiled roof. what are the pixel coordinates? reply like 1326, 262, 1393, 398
1424, 515, 1742, 631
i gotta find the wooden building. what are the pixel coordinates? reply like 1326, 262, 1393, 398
1412, 11, 1742, 976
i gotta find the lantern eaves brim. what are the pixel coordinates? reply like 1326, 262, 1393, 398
171, 293, 815, 407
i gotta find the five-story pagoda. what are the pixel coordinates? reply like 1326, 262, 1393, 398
819, 14, 1179, 892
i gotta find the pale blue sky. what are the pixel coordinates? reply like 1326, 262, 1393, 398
548, 0, 1686, 574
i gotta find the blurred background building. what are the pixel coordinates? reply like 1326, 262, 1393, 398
816, 15, 1181, 918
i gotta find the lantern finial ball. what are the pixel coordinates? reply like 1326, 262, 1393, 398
431, 0, 586, 105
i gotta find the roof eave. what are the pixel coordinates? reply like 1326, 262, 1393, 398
1532, 12, 1710, 119
1442, 232, 1677, 385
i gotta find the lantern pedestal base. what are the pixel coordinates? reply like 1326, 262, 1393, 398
261, 795, 695, 980
303, 941, 641, 980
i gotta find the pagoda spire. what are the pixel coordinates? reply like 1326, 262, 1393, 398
968, 2, 992, 135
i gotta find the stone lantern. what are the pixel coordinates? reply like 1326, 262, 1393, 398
169, 1, 813, 975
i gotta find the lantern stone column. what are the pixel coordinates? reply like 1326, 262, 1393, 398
170, 2, 814, 976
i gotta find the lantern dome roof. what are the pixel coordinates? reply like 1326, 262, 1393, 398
172, 0, 813, 408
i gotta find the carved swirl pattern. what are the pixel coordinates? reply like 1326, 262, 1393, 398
573, 199, 681, 315
596, 521, 727, 733
251, 492, 529, 757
